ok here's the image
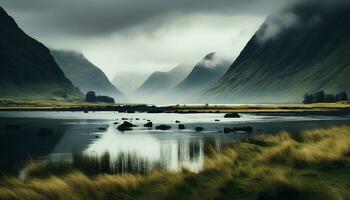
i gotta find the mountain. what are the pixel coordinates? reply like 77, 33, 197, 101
173, 53, 231, 101
51, 50, 125, 101
136, 64, 192, 103
0, 7, 81, 101
203, 1, 350, 103
112, 72, 149, 96
138, 64, 191, 94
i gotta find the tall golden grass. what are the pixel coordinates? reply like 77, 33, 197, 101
258, 126, 350, 167
0, 126, 349, 200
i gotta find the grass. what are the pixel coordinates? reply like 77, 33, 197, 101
26, 152, 167, 178
0, 126, 350, 200
171, 102, 350, 113
1, 101, 350, 113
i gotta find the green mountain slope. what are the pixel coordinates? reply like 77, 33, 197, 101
173, 53, 230, 101
203, 1, 350, 103
0, 7, 82, 101
51, 50, 125, 101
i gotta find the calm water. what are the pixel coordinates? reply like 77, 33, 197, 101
0, 111, 349, 175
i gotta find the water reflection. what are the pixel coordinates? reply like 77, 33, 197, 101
0, 112, 349, 176
85, 129, 207, 172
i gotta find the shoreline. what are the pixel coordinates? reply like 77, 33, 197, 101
0, 102, 350, 114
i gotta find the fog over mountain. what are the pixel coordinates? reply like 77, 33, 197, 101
112, 72, 150, 97
203, 0, 350, 103
172, 53, 232, 103
51, 50, 125, 101
135, 64, 193, 104
1, 0, 292, 78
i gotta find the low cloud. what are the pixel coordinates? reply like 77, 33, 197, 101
256, 0, 350, 43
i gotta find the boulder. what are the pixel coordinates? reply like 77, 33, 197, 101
179, 124, 186, 130
156, 125, 171, 130
224, 126, 253, 134
195, 127, 204, 132
117, 121, 136, 131
224, 113, 241, 118
175, 120, 181, 123
144, 122, 153, 128
98, 127, 108, 131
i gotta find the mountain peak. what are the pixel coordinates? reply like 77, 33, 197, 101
203, 52, 216, 61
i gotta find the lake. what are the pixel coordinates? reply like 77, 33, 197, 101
0, 111, 349, 176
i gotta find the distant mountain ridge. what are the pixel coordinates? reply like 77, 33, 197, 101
135, 64, 192, 103
51, 50, 125, 101
203, 1, 350, 103
0, 7, 81, 101
137, 64, 191, 94
173, 52, 231, 101
112, 72, 149, 96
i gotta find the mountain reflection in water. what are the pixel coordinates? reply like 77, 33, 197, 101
0, 111, 349, 176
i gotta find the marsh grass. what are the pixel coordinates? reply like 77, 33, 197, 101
27, 151, 168, 178
1, 126, 350, 200
258, 126, 350, 168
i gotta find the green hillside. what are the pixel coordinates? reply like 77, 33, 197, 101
0, 7, 82, 101
51, 50, 125, 101
204, 2, 350, 103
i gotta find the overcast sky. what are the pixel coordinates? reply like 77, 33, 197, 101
2, 0, 292, 79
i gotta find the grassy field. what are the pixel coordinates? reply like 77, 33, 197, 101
0, 126, 349, 200
0, 101, 350, 113
171, 102, 350, 113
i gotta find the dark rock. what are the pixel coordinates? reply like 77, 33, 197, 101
179, 124, 186, 130
195, 127, 204, 132
98, 127, 107, 131
117, 121, 136, 131
113, 122, 119, 124
122, 118, 129, 120
95, 135, 100, 139
136, 118, 140, 120
37, 128, 53, 137
144, 122, 153, 128
5, 124, 20, 129
214, 119, 220, 122
84, 111, 89, 113
224, 113, 241, 118
175, 120, 181, 123
224, 126, 253, 134
156, 125, 171, 130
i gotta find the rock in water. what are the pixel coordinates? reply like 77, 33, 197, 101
179, 124, 186, 130
224, 126, 253, 134
117, 121, 136, 131
156, 125, 171, 130
224, 113, 241, 118
195, 127, 204, 132
144, 122, 153, 128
